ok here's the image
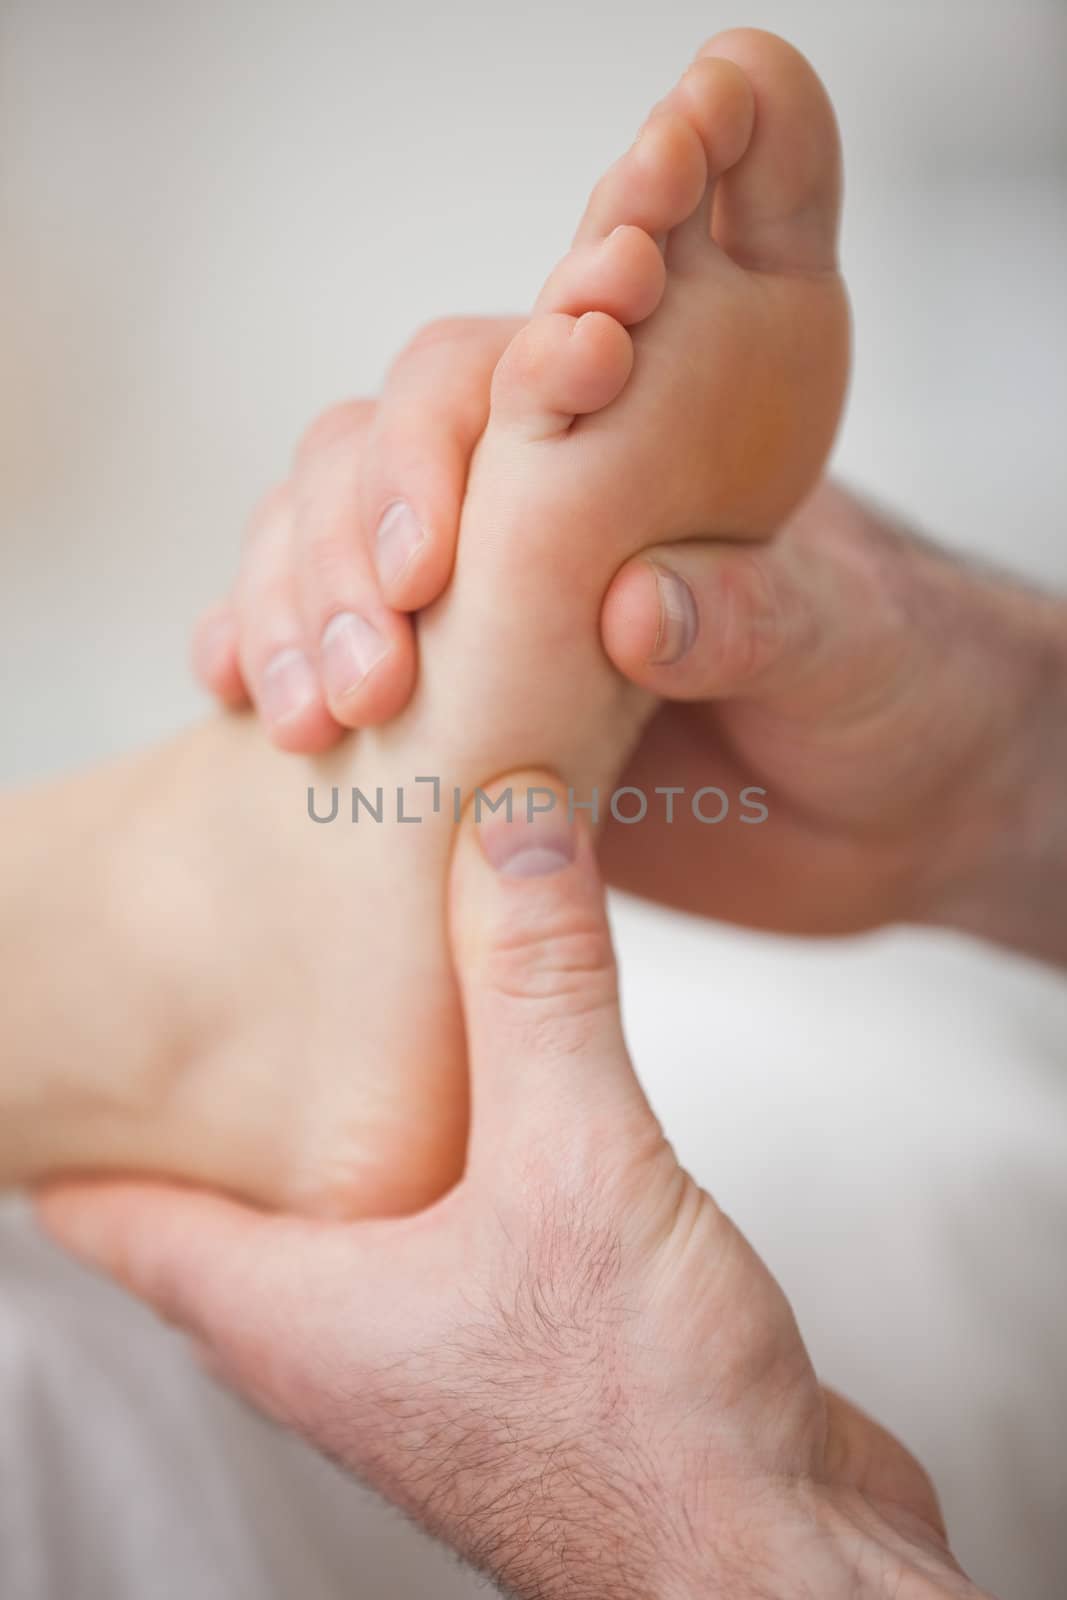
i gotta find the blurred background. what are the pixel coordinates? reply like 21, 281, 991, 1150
1, 2, 1066, 1596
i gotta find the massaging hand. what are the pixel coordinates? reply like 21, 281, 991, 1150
40, 777, 987, 1600
194, 316, 1067, 957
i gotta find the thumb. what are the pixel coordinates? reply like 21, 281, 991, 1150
450, 771, 655, 1175
600, 527, 834, 703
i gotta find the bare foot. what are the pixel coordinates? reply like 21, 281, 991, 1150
252, 29, 844, 1211
17, 32, 848, 1216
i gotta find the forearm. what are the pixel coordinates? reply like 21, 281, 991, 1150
781, 481, 1067, 969
408, 1452, 992, 1600
484, 1540, 990, 1600
473, 1488, 996, 1600
905, 542, 1067, 971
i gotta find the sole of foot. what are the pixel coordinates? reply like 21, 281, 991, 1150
124, 30, 851, 1219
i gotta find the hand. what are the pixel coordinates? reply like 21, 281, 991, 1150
190, 317, 520, 749
41, 776, 987, 1600
193, 317, 1067, 960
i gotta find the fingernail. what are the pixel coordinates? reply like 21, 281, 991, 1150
375, 501, 425, 588
649, 562, 698, 665
479, 792, 576, 879
259, 648, 318, 725
320, 612, 389, 700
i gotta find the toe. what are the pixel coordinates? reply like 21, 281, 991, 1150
489, 311, 633, 442
573, 111, 707, 245
700, 29, 843, 274
655, 56, 757, 268
666, 55, 755, 180
535, 225, 666, 326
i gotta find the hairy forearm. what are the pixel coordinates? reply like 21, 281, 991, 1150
479, 1506, 995, 1600
403, 1449, 991, 1600
908, 545, 1067, 971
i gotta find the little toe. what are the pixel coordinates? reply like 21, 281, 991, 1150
489, 311, 634, 442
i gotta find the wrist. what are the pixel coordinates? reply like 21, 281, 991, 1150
807, 1494, 993, 1600
479, 1478, 981, 1600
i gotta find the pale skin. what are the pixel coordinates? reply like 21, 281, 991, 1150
199, 333, 1067, 956
2, 26, 1064, 1596
3, 30, 1067, 1215
7, 471, 1065, 1204
5, 29, 851, 1214
40, 777, 998, 1600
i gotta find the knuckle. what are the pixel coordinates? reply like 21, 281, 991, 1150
399, 315, 488, 363
237, 574, 295, 659
715, 548, 789, 682
300, 526, 357, 604
242, 481, 292, 552
483, 910, 618, 1030
293, 399, 374, 474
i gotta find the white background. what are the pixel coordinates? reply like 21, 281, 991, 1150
2, 3, 1066, 1597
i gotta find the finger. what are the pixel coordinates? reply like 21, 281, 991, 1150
362, 317, 520, 610
449, 771, 656, 1175
189, 602, 249, 708
290, 410, 417, 730
234, 486, 344, 752
35, 1181, 425, 1429
291, 397, 375, 474
600, 532, 823, 701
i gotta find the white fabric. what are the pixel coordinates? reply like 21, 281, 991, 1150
2, 2, 1065, 1596
0, 1200, 476, 1600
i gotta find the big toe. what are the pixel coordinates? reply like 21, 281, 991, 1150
702, 28, 842, 274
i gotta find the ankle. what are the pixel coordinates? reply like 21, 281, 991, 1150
0, 748, 198, 1182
